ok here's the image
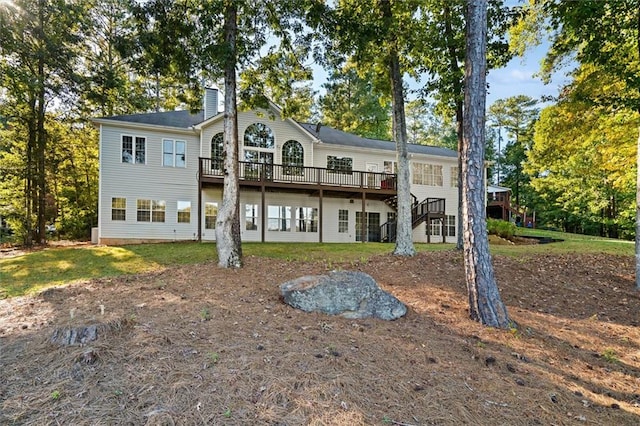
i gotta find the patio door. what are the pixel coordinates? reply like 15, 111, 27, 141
355, 212, 381, 242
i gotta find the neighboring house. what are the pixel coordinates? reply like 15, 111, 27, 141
93, 88, 460, 245
487, 185, 535, 228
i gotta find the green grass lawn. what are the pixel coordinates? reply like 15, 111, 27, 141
0, 232, 633, 299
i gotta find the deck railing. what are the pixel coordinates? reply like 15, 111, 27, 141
199, 158, 397, 191
380, 197, 446, 242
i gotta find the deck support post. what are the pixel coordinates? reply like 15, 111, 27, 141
197, 177, 202, 242
261, 185, 266, 243
319, 189, 323, 243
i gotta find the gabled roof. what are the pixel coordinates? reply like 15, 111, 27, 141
297, 123, 457, 158
99, 110, 205, 129
96, 109, 457, 159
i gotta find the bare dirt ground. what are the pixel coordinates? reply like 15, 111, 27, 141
1, 249, 639, 425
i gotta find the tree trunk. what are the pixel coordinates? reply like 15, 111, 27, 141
443, 3, 465, 250
36, 0, 47, 245
456, 101, 464, 250
636, 125, 640, 290
390, 51, 415, 256
379, 0, 415, 257
462, 0, 511, 328
215, 0, 242, 268
635, 3, 640, 290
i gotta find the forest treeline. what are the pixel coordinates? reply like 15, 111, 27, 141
0, 0, 636, 245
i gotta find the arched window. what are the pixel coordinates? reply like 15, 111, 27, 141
211, 132, 224, 170
244, 123, 274, 149
282, 140, 303, 176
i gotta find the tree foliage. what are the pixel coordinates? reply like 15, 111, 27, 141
488, 96, 539, 207
0, 0, 88, 245
319, 61, 391, 140
526, 64, 636, 238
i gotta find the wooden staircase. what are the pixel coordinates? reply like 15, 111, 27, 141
380, 195, 446, 243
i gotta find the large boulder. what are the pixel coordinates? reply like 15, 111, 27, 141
280, 271, 406, 320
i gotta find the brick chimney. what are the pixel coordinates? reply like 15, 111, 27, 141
204, 87, 219, 120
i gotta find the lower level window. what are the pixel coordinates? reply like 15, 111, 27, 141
297, 207, 318, 232
268, 205, 291, 231
338, 209, 348, 233
137, 199, 165, 222
428, 220, 441, 236
445, 215, 456, 237
112, 197, 126, 221
245, 204, 258, 230
177, 201, 191, 223
205, 202, 218, 229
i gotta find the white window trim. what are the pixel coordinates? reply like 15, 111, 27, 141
122, 134, 147, 165
163, 139, 187, 168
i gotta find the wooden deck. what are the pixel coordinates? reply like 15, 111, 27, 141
199, 158, 398, 200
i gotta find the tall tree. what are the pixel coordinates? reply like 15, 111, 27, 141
83, 0, 158, 117
314, 0, 423, 256
135, 0, 313, 267
416, 0, 513, 250
462, 0, 511, 328
0, 0, 87, 245
216, 0, 242, 268
516, 0, 640, 287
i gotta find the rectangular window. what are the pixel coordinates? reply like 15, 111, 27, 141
297, 207, 318, 232
428, 220, 442, 236
268, 205, 291, 231
137, 199, 151, 222
338, 209, 349, 233
387, 212, 396, 223
152, 200, 165, 222
205, 202, 218, 229
122, 136, 133, 163
450, 166, 459, 187
175, 141, 186, 167
445, 215, 456, 237
111, 197, 126, 221
177, 201, 191, 223
355, 211, 364, 242
163, 139, 186, 167
137, 199, 164, 222
163, 139, 173, 166
327, 155, 353, 174
122, 135, 146, 164
412, 162, 443, 186
245, 204, 258, 231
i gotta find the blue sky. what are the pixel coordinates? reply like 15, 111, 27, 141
310, 41, 570, 109
486, 43, 570, 107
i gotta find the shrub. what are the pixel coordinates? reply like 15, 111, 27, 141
487, 219, 516, 239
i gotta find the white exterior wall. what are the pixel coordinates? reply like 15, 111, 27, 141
409, 155, 459, 244
200, 108, 316, 163
98, 108, 459, 245
201, 189, 392, 243
98, 123, 200, 243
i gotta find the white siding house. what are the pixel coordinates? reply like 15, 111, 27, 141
93, 89, 459, 245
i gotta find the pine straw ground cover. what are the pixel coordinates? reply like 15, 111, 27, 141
1, 250, 639, 425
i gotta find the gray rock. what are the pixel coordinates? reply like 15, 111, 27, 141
280, 271, 406, 320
